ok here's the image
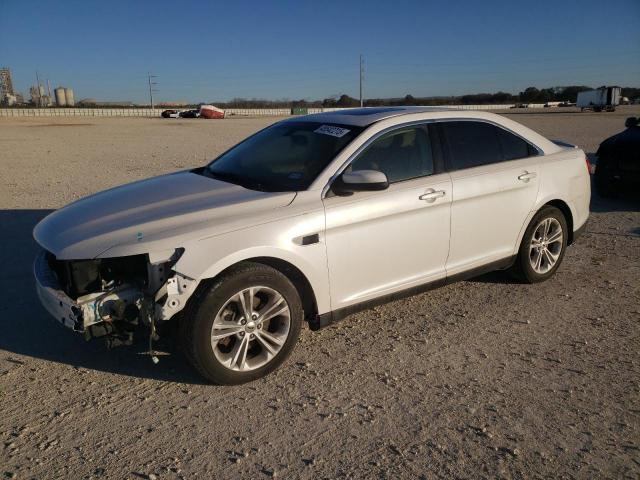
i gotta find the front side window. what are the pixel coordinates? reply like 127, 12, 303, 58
206, 122, 363, 191
348, 126, 434, 183
442, 121, 537, 170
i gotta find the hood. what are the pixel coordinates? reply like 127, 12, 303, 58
34, 171, 296, 259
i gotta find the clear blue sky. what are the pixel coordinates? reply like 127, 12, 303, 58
1, 0, 639, 103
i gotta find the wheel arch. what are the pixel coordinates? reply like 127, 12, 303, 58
238, 256, 318, 324
187, 254, 320, 326
544, 199, 575, 244
514, 198, 577, 256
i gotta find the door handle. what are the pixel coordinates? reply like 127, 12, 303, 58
518, 171, 537, 182
419, 189, 446, 202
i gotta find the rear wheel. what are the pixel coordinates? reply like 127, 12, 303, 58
180, 262, 302, 384
510, 206, 568, 283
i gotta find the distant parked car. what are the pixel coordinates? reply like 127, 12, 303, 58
595, 116, 640, 196
179, 109, 201, 118
511, 103, 529, 109
161, 109, 180, 118
558, 101, 575, 107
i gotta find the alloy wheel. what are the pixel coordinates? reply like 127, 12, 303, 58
210, 286, 291, 371
529, 217, 563, 274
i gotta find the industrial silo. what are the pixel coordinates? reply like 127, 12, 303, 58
54, 87, 67, 106
64, 87, 75, 106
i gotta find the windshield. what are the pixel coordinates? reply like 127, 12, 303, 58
206, 121, 363, 191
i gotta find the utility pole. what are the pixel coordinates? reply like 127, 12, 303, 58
147, 73, 158, 110
35, 71, 41, 107
359, 54, 364, 108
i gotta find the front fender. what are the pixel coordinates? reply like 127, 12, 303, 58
173, 211, 331, 314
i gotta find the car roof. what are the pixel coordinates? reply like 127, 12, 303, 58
284, 106, 460, 127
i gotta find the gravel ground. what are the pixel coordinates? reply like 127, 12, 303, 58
1, 107, 639, 479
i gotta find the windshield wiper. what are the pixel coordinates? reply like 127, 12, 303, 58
205, 169, 269, 192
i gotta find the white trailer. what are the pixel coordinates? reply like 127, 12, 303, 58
577, 87, 621, 112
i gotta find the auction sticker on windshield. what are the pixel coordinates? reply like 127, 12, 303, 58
314, 125, 351, 138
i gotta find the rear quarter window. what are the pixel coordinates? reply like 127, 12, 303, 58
496, 127, 538, 160
442, 121, 537, 171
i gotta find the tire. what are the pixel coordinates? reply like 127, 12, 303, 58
510, 206, 568, 283
180, 262, 302, 385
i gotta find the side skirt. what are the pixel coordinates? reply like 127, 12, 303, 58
309, 255, 516, 331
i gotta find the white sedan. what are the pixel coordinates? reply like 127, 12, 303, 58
33, 107, 591, 384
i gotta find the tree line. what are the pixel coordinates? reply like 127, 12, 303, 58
214, 86, 639, 109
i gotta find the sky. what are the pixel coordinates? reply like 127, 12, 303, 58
1, 0, 639, 103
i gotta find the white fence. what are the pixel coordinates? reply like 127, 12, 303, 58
0, 104, 543, 118
0, 108, 160, 117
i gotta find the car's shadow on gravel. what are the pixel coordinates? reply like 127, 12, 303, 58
467, 270, 518, 284
588, 173, 640, 214
590, 191, 640, 213
0, 210, 206, 385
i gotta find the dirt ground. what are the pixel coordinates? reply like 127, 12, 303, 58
1, 107, 639, 479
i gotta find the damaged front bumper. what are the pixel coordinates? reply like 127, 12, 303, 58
34, 250, 147, 344
34, 249, 198, 347
34, 250, 84, 332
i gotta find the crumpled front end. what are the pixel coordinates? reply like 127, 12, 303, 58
34, 248, 195, 347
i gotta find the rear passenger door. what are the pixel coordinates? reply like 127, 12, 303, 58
438, 120, 540, 275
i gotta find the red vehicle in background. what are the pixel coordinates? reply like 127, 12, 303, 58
199, 105, 225, 119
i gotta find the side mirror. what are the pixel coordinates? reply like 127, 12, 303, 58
625, 117, 638, 128
332, 170, 389, 195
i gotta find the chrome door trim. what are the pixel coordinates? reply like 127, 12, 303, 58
321, 116, 544, 199
433, 117, 545, 157
322, 119, 438, 199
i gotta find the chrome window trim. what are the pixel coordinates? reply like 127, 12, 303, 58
321, 119, 436, 199
434, 117, 545, 158
321, 117, 544, 198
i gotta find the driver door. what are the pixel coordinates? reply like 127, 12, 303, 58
322, 124, 452, 311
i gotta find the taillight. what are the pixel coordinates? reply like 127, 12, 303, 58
585, 155, 594, 175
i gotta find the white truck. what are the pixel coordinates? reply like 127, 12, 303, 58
577, 87, 621, 112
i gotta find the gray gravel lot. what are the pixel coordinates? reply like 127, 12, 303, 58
1, 107, 639, 479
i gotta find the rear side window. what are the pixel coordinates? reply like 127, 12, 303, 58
442, 121, 536, 170
442, 122, 503, 169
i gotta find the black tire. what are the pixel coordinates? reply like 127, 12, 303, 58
510, 206, 568, 283
180, 262, 302, 385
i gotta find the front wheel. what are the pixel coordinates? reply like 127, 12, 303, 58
180, 262, 302, 384
510, 206, 568, 283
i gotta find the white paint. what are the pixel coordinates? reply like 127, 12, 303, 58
33, 108, 591, 322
